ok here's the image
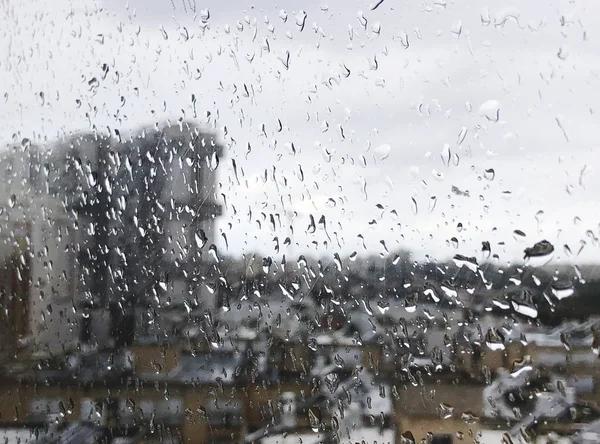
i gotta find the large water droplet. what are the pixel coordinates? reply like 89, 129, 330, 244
374, 144, 391, 161
479, 100, 501, 122
523, 240, 554, 266
551, 281, 575, 300
485, 328, 505, 351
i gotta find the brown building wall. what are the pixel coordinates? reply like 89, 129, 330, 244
183, 387, 243, 443
398, 417, 482, 444
395, 382, 484, 419
0, 252, 30, 358
271, 341, 313, 374
479, 348, 507, 372
0, 382, 188, 429
245, 381, 312, 431
131, 342, 181, 375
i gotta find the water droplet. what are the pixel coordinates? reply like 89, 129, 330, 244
485, 328, 505, 351
461, 411, 479, 424
308, 409, 320, 432
294, 10, 307, 31
410, 197, 418, 214
450, 237, 459, 249
401, 431, 416, 444
441, 144, 451, 167
199, 8, 210, 21
440, 283, 457, 299
374, 144, 391, 161
511, 300, 538, 319
325, 372, 340, 393
451, 20, 462, 37
423, 285, 441, 303
439, 402, 454, 419
551, 281, 575, 300
484, 168, 495, 181
297, 255, 308, 268
557, 45, 570, 60
457, 127, 467, 145
428, 196, 437, 213
523, 240, 554, 266
557, 380, 567, 397
479, 100, 501, 122
404, 293, 418, 313
453, 254, 478, 272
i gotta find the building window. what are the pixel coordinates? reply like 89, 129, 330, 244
429, 435, 452, 444
279, 392, 297, 428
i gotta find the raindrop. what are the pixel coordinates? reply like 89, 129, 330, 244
461, 411, 479, 424
297, 255, 308, 268
452, 254, 478, 272
557, 380, 567, 397
374, 144, 391, 161
485, 328, 505, 351
557, 45, 570, 60
551, 281, 575, 300
482, 241, 491, 257
451, 20, 462, 37
404, 293, 418, 313
423, 285, 441, 303
399, 31, 409, 49
88, 77, 100, 91
308, 409, 320, 432
523, 240, 554, 266
510, 357, 533, 377
535, 210, 545, 223
440, 283, 457, 299
441, 144, 451, 167
428, 196, 437, 213
457, 127, 467, 145
208, 151, 219, 171
513, 229, 526, 241
370, 0, 385, 10
410, 197, 418, 214
333, 253, 342, 271
439, 403, 454, 419
401, 431, 416, 444
199, 8, 210, 21
357, 11, 368, 29
479, 100, 501, 122
295, 10, 307, 31
511, 301, 538, 319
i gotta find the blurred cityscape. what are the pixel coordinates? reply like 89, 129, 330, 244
0, 122, 600, 443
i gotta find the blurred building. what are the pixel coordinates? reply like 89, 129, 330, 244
0, 122, 224, 356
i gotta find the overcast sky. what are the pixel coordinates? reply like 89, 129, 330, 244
2, 0, 600, 266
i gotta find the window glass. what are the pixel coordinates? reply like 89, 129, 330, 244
1, 1, 599, 443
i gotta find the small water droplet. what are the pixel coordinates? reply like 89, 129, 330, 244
484, 168, 495, 181
513, 229, 526, 241
410, 197, 418, 214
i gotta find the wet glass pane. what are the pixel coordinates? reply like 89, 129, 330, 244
1, 0, 600, 443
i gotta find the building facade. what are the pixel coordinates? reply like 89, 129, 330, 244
0, 122, 224, 356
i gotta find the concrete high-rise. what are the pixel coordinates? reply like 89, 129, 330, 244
0, 122, 224, 356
